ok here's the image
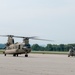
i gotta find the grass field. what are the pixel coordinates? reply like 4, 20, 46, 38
31, 51, 68, 55
0, 50, 4, 54
0, 50, 68, 55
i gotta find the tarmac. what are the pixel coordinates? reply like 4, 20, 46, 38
0, 54, 75, 75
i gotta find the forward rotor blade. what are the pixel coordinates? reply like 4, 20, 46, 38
12, 36, 24, 38
0, 35, 9, 37
12, 36, 35, 38
0, 35, 37, 38
0, 35, 14, 37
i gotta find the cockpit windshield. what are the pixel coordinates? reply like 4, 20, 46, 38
24, 44, 31, 48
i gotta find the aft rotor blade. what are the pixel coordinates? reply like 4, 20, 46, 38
31, 38, 54, 41
13, 36, 33, 38
13, 36, 52, 41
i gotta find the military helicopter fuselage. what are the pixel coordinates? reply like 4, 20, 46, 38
1, 35, 32, 57
4, 43, 31, 57
68, 47, 75, 57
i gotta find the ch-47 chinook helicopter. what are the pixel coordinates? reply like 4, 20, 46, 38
0, 35, 52, 57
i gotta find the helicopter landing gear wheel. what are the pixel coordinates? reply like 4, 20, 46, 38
25, 55, 28, 57
4, 54, 6, 56
68, 54, 70, 57
13, 54, 16, 57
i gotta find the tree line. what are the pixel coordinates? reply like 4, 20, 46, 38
0, 44, 5, 49
31, 44, 75, 51
0, 43, 75, 51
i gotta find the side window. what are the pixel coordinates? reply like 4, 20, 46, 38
18, 45, 20, 49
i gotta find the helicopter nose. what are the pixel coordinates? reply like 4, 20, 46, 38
22, 46, 29, 53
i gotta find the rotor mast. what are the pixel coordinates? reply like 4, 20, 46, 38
6, 35, 14, 46
7, 36, 14, 45
23, 38, 29, 44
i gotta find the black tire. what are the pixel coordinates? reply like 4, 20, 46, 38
25, 55, 28, 57
13, 54, 16, 57
4, 54, 6, 56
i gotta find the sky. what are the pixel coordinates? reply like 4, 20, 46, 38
0, 0, 75, 45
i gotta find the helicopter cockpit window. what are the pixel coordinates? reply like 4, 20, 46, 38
24, 44, 31, 48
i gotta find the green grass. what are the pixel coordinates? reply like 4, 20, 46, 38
31, 51, 68, 55
0, 50, 5, 54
